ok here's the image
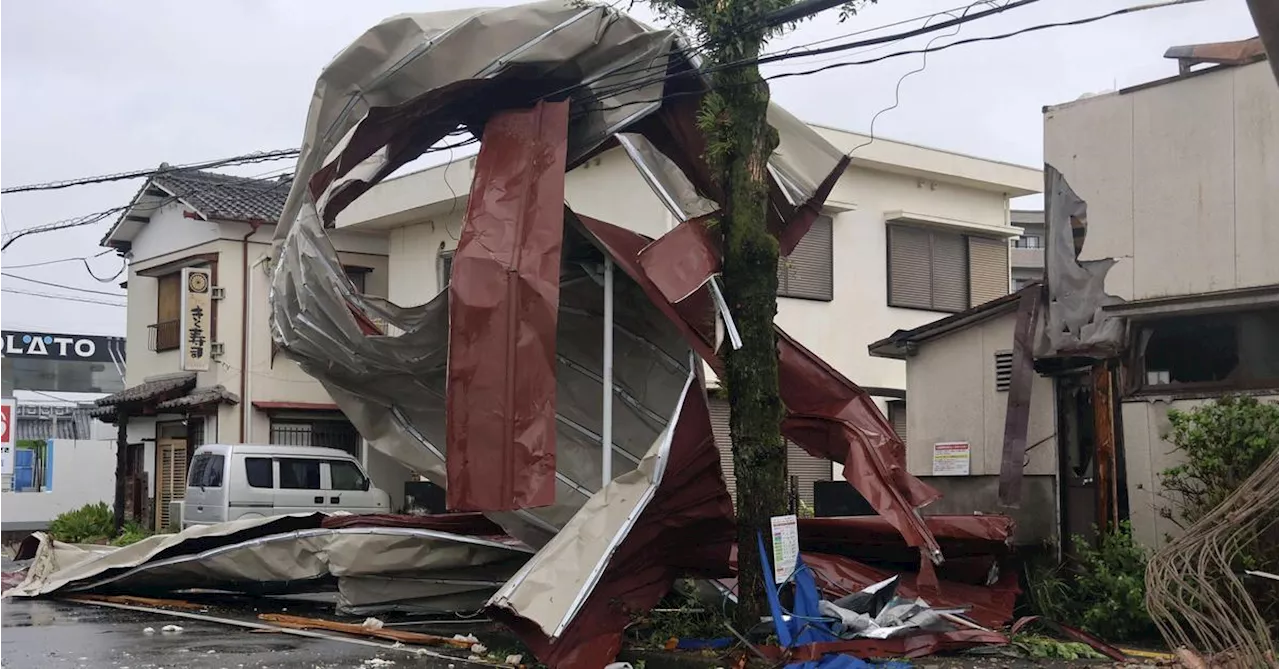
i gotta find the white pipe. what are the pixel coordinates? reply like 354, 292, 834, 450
602, 257, 614, 488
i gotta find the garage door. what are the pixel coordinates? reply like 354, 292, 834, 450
709, 398, 831, 508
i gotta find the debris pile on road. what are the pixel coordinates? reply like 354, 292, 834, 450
4, 2, 1044, 667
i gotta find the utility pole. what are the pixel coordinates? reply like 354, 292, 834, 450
648, 0, 868, 631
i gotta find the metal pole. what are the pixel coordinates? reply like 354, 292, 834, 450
602, 258, 614, 488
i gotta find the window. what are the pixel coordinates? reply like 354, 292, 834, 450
777, 215, 833, 301
995, 351, 1014, 392
269, 416, 361, 459
11, 440, 52, 493
151, 272, 182, 351
329, 460, 367, 491
187, 453, 224, 488
343, 266, 369, 294
887, 225, 1009, 312
887, 400, 907, 443
1012, 235, 1042, 249
438, 250, 455, 290
245, 457, 274, 488
1135, 308, 1278, 393
279, 458, 321, 490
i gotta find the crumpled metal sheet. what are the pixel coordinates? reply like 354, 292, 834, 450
446, 101, 570, 512
4, 513, 534, 616
489, 370, 736, 669
1039, 165, 1125, 358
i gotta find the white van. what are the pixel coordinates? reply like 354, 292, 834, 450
182, 444, 391, 528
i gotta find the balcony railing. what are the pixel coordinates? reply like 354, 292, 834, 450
149, 320, 181, 352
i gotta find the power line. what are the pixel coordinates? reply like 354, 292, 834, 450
3, 248, 114, 270
1, 287, 126, 308
2, 272, 127, 297
569, 0, 1202, 120
1, 149, 300, 194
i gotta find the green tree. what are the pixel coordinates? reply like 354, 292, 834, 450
645, 0, 869, 630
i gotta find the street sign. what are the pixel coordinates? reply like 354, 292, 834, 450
770, 513, 799, 584
1, 398, 15, 476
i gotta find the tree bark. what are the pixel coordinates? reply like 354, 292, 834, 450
710, 28, 789, 632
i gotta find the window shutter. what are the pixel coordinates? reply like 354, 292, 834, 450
786, 442, 832, 506
709, 398, 736, 505
888, 400, 907, 443
968, 236, 1009, 307
930, 232, 968, 312
995, 351, 1014, 392
778, 215, 833, 301
157, 272, 181, 322
888, 225, 932, 309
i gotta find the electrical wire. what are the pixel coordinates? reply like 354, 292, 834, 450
1, 149, 300, 194
567, 0, 1204, 121
846, 1, 1000, 156
1, 287, 126, 307
2, 272, 127, 298
2, 249, 125, 283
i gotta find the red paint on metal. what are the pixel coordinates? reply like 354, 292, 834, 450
489, 380, 736, 669
445, 100, 569, 512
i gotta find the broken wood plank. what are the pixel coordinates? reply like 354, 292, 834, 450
65, 594, 205, 610
257, 613, 474, 648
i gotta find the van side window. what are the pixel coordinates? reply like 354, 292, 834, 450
245, 458, 274, 488
329, 460, 366, 491
188, 454, 224, 488
279, 459, 321, 490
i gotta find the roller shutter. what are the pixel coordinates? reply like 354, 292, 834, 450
887, 400, 907, 443
778, 215, 834, 301
930, 232, 968, 312
709, 398, 831, 509
888, 225, 932, 309
968, 236, 1009, 307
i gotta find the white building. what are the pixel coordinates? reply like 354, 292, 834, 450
335, 122, 1040, 505
96, 169, 410, 530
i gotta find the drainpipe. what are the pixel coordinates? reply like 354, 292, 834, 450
239, 221, 262, 444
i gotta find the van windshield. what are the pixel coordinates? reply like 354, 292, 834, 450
188, 454, 225, 488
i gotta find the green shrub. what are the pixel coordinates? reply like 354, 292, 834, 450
1160, 395, 1279, 630
48, 502, 114, 544
1026, 523, 1156, 642
111, 522, 153, 547
1160, 395, 1278, 530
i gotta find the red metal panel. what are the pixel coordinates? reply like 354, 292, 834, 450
490, 380, 736, 669
445, 100, 569, 512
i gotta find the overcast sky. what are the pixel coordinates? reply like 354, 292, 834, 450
0, 0, 1259, 336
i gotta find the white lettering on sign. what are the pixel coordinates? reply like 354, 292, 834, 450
3, 333, 102, 359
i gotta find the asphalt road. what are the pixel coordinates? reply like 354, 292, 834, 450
1, 598, 474, 669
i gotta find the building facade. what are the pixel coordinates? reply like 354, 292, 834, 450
869, 43, 1277, 550
334, 123, 1040, 505
1009, 209, 1045, 290
97, 169, 410, 529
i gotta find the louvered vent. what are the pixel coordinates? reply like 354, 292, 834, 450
995, 351, 1014, 392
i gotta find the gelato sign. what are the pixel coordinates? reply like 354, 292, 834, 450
2, 331, 124, 363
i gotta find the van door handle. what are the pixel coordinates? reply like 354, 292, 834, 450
330, 496, 340, 504
314, 496, 324, 504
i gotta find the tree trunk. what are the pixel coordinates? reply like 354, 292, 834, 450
113, 412, 129, 533
711, 32, 788, 632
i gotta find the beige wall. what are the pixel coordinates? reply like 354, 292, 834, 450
903, 310, 1057, 479
1044, 61, 1278, 301
1121, 393, 1278, 549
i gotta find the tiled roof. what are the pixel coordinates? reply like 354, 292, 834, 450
155, 385, 239, 411
154, 169, 293, 223
95, 373, 197, 408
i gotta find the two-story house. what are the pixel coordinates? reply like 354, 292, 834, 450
92, 168, 409, 529
869, 38, 1277, 549
333, 122, 1041, 507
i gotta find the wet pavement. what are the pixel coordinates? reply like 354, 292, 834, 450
1, 598, 476, 669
